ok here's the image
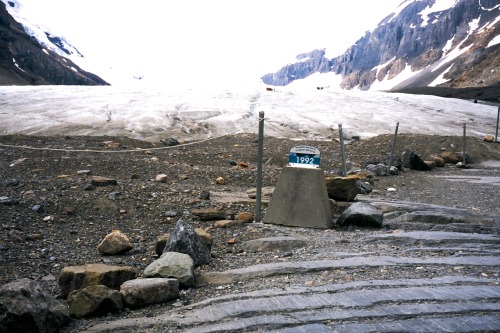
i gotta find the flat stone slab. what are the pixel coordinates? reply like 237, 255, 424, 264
362, 230, 499, 244
197, 255, 500, 284
83, 276, 500, 332
433, 174, 500, 187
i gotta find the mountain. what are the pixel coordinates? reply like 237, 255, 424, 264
261, 0, 500, 101
0, 0, 108, 85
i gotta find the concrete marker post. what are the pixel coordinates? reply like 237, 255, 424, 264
463, 122, 467, 167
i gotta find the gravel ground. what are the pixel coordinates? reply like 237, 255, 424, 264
1, 133, 499, 331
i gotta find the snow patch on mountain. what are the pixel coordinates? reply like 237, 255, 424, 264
2, 0, 83, 59
419, 0, 458, 27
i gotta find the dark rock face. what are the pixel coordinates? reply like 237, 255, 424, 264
402, 150, 431, 171
0, 278, 70, 333
262, 0, 499, 101
163, 219, 212, 267
0, 1, 108, 85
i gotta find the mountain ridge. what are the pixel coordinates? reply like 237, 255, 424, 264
0, 0, 108, 85
261, 0, 500, 101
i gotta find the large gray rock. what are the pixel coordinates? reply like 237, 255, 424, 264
143, 252, 195, 287
0, 278, 70, 333
58, 264, 137, 299
67, 285, 124, 318
336, 202, 383, 228
120, 278, 179, 309
163, 219, 212, 267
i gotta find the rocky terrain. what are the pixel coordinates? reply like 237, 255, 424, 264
1, 133, 499, 332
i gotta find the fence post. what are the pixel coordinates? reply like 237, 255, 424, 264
339, 124, 347, 176
255, 111, 264, 223
463, 123, 467, 167
495, 106, 499, 143
388, 122, 399, 173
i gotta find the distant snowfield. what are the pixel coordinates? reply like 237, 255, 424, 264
0, 86, 497, 143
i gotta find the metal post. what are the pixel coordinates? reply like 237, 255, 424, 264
388, 122, 399, 174
495, 106, 499, 143
463, 123, 467, 167
255, 111, 264, 223
339, 124, 347, 176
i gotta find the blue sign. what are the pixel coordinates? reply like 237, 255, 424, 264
288, 145, 321, 168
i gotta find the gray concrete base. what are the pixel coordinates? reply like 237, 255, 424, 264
264, 167, 332, 229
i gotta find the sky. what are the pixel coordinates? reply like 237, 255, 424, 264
15, 0, 405, 87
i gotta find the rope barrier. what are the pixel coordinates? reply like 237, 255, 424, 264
0, 120, 259, 154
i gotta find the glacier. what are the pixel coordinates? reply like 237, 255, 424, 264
0, 86, 497, 144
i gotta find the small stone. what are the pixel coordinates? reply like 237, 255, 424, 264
160, 138, 179, 146
84, 184, 96, 191
97, 230, 133, 255
198, 191, 210, 200
43, 216, 54, 222
164, 210, 178, 217
215, 177, 225, 185
386, 187, 397, 192
77, 170, 92, 175
64, 207, 75, 215
235, 212, 253, 223
227, 238, 237, 244
483, 135, 494, 142
106, 142, 121, 149
90, 176, 117, 187
237, 161, 249, 168
155, 174, 168, 183
32, 204, 43, 212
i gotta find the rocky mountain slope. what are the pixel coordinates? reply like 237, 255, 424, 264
0, 0, 108, 85
261, 0, 500, 97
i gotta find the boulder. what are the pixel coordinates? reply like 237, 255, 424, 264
401, 150, 431, 171
365, 163, 388, 176
163, 220, 212, 267
58, 264, 137, 299
156, 228, 212, 256
67, 285, 123, 318
97, 230, 133, 255
325, 176, 361, 201
0, 278, 69, 333
120, 278, 179, 309
336, 202, 383, 228
143, 252, 195, 287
